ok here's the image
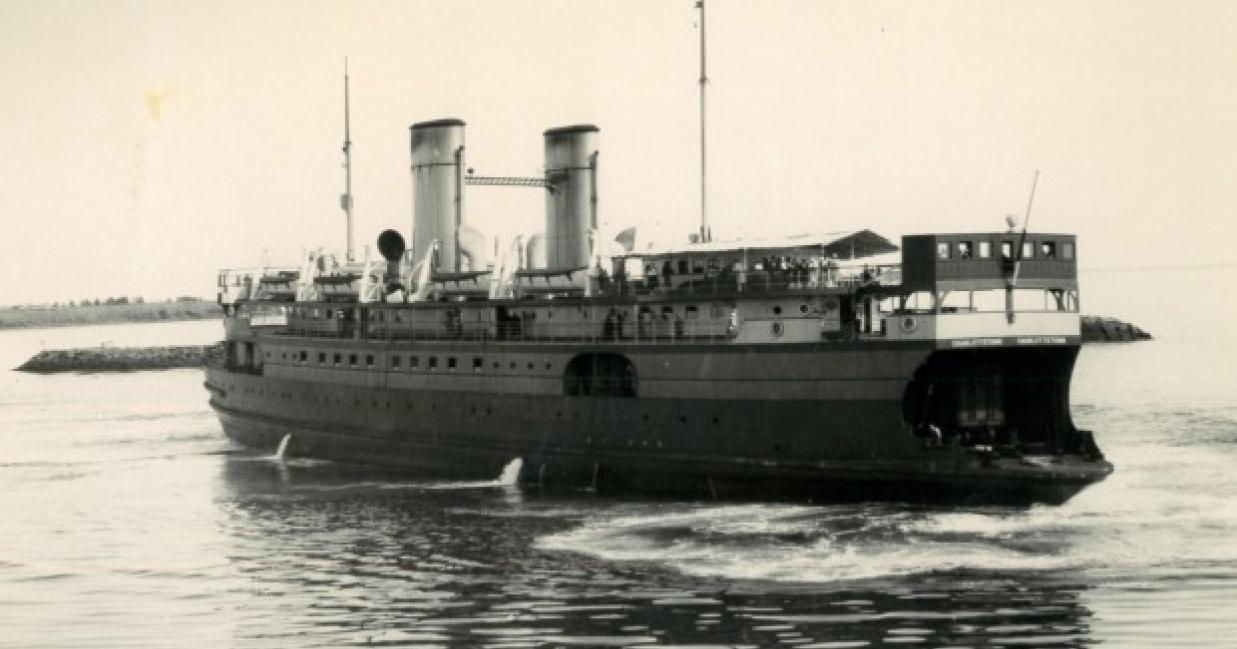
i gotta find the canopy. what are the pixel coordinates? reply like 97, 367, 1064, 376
623, 229, 899, 261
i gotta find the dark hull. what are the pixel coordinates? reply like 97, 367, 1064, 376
206, 360, 1112, 506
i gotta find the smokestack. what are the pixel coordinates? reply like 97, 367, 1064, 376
543, 125, 599, 270
410, 119, 465, 272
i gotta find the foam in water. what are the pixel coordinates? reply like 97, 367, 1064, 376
536, 504, 1084, 584
497, 457, 523, 486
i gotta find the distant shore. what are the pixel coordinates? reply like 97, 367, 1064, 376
0, 300, 218, 330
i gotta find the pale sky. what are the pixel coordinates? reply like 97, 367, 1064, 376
2, 0, 1235, 317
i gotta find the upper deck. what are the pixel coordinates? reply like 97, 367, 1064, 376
216, 230, 1084, 350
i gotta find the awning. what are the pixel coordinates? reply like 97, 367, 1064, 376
623, 229, 899, 261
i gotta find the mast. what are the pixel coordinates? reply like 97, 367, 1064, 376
341, 58, 355, 263
1012, 170, 1040, 285
1005, 170, 1040, 323
696, 0, 711, 243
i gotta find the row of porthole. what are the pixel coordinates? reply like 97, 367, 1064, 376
269, 349, 555, 374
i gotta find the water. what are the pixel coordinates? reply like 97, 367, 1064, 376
2, 314, 1236, 648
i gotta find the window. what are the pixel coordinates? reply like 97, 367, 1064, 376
937, 242, 951, 260
411, 356, 419, 370
957, 241, 973, 259
1001, 241, 1014, 259
391, 356, 401, 369
473, 357, 483, 372
429, 357, 438, 370
325, 309, 333, 318
1041, 242, 1057, 259
979, 241, 992, 259
349, 354, 358, 366
333, 353, 342, 365
1063, 242, 1074, 259
318, 352, 326, 364
299, 351, 307, 362
448, 357, 457, 370
677, 259, 689, 274
1022, 242, 1034, 259
365, 354, 374, 367
772, 305, 783, 315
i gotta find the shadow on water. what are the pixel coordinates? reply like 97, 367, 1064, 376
217, 453, 1098, 648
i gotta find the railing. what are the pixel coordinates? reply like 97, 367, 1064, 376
270, 308, 737, 346
594, 263, 901, 299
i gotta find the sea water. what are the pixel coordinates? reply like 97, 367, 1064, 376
1, 274, 1235, 648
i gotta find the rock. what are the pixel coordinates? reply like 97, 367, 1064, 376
1081, 316, 1153, 343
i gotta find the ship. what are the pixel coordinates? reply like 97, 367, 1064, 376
204, 18, 1112, 506
205, 115, 1110, 505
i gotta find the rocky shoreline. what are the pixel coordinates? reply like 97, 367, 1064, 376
16, 345, 222, 373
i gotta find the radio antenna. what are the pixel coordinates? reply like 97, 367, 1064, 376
341, 58, 355, 263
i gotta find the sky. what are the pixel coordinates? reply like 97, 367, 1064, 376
2, 0, 1235, 323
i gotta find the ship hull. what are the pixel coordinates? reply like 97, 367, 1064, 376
206, 352, 1111, 505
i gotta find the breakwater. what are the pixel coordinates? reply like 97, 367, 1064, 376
1081, 316, 1153, 342
16, 345, 220, 372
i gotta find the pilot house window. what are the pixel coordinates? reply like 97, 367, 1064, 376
937, 242, 951, 260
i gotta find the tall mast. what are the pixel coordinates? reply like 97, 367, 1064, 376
696, 0, 711, 243
341, 58, 355, 263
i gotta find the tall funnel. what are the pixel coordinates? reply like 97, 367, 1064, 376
544, 125, 599, 270
410, 118, 465, 272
